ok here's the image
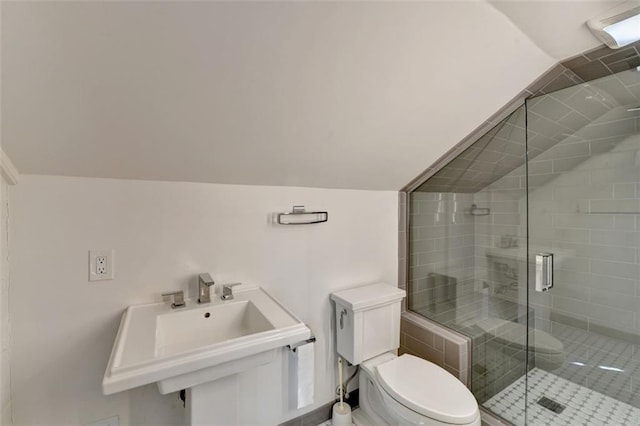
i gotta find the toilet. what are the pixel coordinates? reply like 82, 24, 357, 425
331, 283, 481, 426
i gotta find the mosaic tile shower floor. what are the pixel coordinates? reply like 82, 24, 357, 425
484, 368, 640, 425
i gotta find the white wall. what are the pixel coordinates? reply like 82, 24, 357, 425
10, 175, 398, 426
0, 176, 11, 425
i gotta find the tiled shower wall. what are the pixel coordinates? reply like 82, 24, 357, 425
407, 192, 476, 315
473, 72, 640, 340
525, 76, 640, 342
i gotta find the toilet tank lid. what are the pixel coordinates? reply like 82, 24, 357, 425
330, 283, 405, 312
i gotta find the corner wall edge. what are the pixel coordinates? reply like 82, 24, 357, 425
0, 149, 19, 185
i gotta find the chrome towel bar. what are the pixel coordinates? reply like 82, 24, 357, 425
287, 335, 316, 352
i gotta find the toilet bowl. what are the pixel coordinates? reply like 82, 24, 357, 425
354, 352, 481, 426
331, 283, 481, 426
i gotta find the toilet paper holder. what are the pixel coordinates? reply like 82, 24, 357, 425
287, 335, 316, 352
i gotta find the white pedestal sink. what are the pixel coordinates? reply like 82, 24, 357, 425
102, 285, 311, 425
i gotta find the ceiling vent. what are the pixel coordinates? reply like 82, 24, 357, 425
587, 1, 640, 49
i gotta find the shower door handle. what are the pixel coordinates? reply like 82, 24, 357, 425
535, 253, 553, 292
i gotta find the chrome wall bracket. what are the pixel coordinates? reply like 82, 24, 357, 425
277, 205, 328, 225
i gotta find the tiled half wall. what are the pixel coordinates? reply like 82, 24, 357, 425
400, 311, 470, 386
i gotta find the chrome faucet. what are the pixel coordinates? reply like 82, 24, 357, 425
198, 273, 215, 304
162, 290, 185, 309
221, 283, 241, 300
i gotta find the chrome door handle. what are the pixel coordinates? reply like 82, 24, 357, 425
535, 253, 554, 292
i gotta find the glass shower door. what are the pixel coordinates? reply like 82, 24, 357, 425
406, 107, 530, 422
524, 69, 640, 425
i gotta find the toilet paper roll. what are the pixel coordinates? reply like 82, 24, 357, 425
332, 402, 352, 426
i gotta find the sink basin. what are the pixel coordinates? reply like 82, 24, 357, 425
156, 300, 275, 357
102, 285, 310, 395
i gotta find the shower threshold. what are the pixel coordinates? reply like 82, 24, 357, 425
484, 368, 640, 425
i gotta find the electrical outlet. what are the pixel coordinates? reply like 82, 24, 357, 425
96, 256, 107, 274
85, 415, 119, 426
89, 249, 115, 281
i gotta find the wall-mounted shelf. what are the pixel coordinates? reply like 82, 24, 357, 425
277, 206, 328, 225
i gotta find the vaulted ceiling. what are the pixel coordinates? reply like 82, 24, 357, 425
0, 1, 621, 190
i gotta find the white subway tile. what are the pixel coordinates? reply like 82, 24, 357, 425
528, 160, 553, 175
591, 167, 638, 185
590, 244, 636, 263
555, 256, 590, 272
553, 185, 613, 201
590, 229, 639, 247
555, 269, 595, 286
581, 118, 636, 141
553, 213, 614, 230
551, 284, 589, 301
412, 239, 436, 253
552, 228, 590, 244
553, 296, 589, 316
553, 156, 591, 173
589, 303, 635, 330
590, 199, 640, 213
589, 288, 640, 312
589, 273, 637, 295
529, 95, 573, 120
591, 259, 638, 280
492, 214, 521, 226
614, 215, 636, 231
537, 141, 590, 161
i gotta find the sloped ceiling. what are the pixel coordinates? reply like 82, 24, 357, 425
0, 1, 613, 190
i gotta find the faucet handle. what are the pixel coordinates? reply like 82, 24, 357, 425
221, 283, 242, 300
162, 290, 186, 309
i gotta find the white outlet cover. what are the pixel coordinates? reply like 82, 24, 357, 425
89, 249, 115, 281
85, 415, 119, 426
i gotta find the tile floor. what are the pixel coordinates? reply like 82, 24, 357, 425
484, 368, 640, 425
548, 322, 640, 408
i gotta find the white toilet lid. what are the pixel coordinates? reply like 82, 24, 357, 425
375, 354, 479, 425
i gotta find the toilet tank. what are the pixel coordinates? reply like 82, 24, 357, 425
330, 283, 406, 365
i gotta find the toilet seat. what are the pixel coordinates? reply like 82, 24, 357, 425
375, 354, 479, 425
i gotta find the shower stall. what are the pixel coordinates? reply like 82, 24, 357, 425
407, 68, 640, 425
